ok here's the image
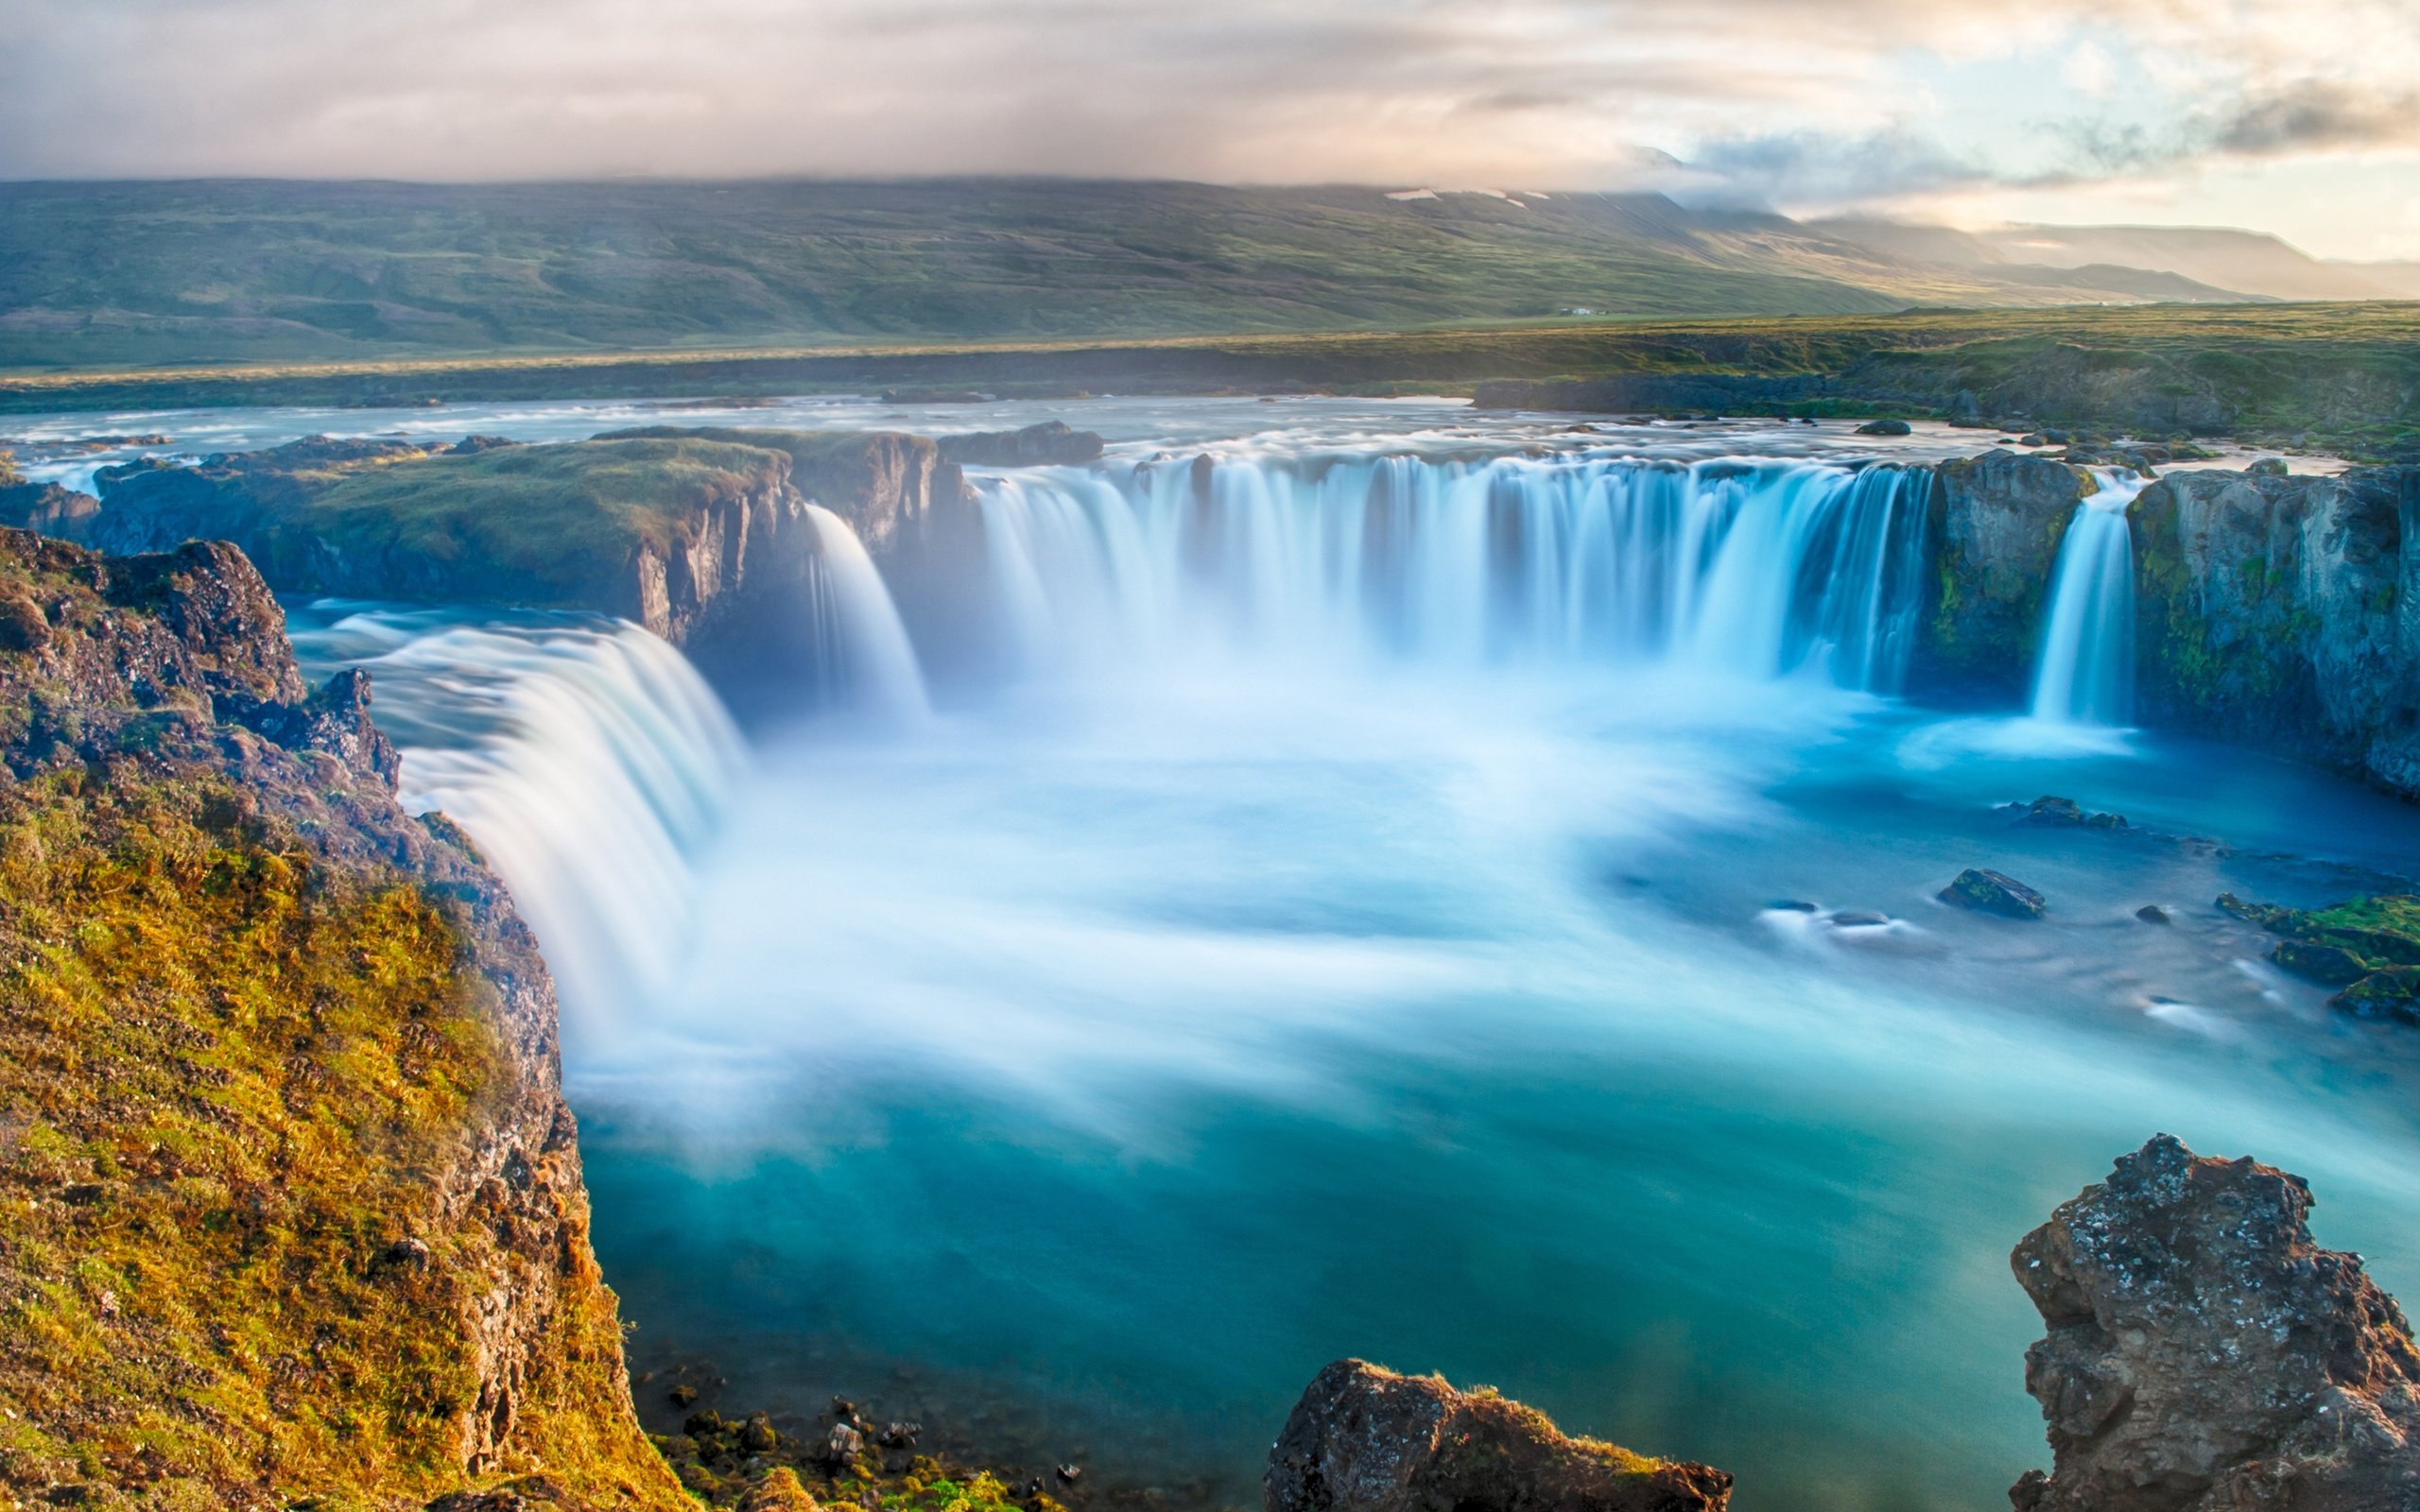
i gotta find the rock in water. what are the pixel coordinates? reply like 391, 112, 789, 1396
1265, 1359, 1731, 1512
1940, 868, 2048, 919
2010, 1135, 2420, 1512
1856, 419, 1912, 436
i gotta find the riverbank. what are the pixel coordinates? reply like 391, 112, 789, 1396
7, 304, 2419, 460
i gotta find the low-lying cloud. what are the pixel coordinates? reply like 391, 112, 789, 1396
3, 0, 2415, 251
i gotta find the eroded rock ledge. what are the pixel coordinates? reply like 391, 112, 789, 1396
2012, 1134, 2420, 1512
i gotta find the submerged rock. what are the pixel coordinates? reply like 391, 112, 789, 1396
1940, 868, 2047, 919
2135, 904, 2172, 925
2011, 796, 2129, 830
2010, 1134, 2420, 1512
1265, 1359, 1731, 1512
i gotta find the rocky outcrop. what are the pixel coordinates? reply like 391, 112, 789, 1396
2011, 1135, 2420, 1512
1911, 451, 2088, 696
1266, 1360, 1730, 1512
601, 426, 966, 556
0, 480, 100, 539
938, 421, 1107, 468
38, 432, 968, 708
2216, 891, 2420, 1022
2130, 466, 2419, 795
0, 527, 682, 1505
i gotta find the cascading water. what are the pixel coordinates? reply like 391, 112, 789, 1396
803, 504, 932, 721
969, 455, 1931, 692
2029, 472, 2150, 725
287, 606, 746, 1042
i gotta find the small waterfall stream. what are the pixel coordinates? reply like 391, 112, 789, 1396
968, 455, 1933, 692
2029, 472, 2149, 726
803, 503, 932, 721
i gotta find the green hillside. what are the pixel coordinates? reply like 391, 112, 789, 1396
0, 177, 1960, 369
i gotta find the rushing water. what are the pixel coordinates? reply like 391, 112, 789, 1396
146, 404, 2420, 1512
800, 502, 934, 721
286, 605, 747, 1041
2028, 472, 2148, 727
973, 457, 1929, 692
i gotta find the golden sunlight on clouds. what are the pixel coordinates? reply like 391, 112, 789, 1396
5, 0, 2416, 254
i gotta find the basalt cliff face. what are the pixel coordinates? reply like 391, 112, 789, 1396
2012, 1135, 2420, 1512
0, 527, 682, 1507
1912, 451, 2089, 696
1916, 453, 2420, 799
2130, 466, 2419, 794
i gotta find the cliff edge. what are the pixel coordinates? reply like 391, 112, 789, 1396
0, 527, 682, 1507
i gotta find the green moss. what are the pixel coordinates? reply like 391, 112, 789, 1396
295, 437, 790, 606
0, 773, 680, 1507
654, 1421, 1052, 1512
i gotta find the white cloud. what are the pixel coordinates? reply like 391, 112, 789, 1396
1, 0, 2413, 255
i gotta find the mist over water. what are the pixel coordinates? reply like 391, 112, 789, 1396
267, 412, 2420, 1512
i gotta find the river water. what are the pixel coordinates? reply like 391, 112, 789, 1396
29, 397, 2420, 1512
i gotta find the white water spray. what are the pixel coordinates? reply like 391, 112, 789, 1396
290, 609, 747, 1042
970, 455, 1932, 692
803, 504, 932, 721
2029, 472, 2149, 725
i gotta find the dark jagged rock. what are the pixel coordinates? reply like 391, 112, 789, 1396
1265, 1360, 1731, 1512
1940, 868, 2048, 919
2010, 1134, 2420, 1512
938, 421, 1106, 468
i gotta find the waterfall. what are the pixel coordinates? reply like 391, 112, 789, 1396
287, 607, 747, 1042
968, 455, 1932, 692
803, 503, 933, 721
2028, 472, 2148, 726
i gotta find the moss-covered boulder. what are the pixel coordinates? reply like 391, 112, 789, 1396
0, 527, 683, 1507
2220, 891, 2420, 1023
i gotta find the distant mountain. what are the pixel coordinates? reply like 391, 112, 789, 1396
0, 178, 2393, 372
1814, 218, 2413, 303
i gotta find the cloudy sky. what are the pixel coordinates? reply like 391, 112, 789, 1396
7, 0, 2416, 258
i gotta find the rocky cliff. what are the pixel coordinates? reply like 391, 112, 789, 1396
2012, 1135, 2420, 1512
0, 527, 683, 1507
2130, 465, 2419, 793
9, 431, 980, 710
1910, 451, 2088, 696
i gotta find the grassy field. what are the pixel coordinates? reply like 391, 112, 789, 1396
0, 179, 1917, 370
0, 177, 2323, 375
6, 302, 2416, 455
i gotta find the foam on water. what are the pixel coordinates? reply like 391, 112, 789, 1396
270, 431, 2420, 1512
